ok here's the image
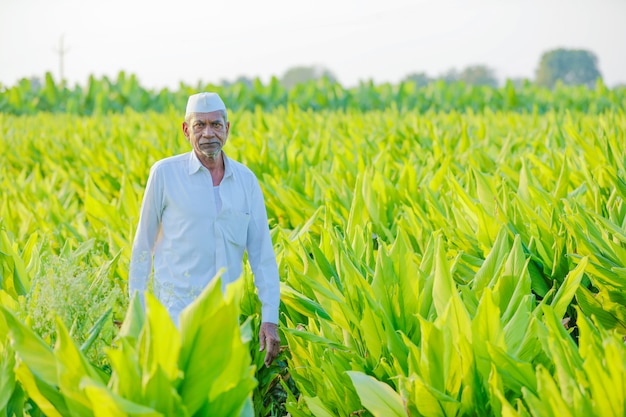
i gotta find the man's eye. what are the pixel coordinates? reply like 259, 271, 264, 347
212, 123, 222, 129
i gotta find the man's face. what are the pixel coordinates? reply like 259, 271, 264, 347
183, 111, 230, 160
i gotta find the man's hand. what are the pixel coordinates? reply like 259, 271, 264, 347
259, 322, 280, 367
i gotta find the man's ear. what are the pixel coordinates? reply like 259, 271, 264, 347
182, 121, 190, 139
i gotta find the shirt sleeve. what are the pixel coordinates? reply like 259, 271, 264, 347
246, 177, 281, 324
129, 164, 163, 305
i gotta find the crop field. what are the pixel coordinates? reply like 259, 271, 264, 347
1, 78, 626, 416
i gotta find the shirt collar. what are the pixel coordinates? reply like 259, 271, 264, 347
188, 151, 234, 179
188, 151, 203, 175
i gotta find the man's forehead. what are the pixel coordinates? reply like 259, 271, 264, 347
189, 111, 225, 122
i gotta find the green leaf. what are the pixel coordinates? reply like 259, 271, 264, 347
282, 328, 351, 352
432, 233, 454, 318
80, 308, 112, 353
303, 395, 337, 417
473, 227, 511, 294
0, 344, 16, 410
473, 288, 505, 378
142, 293, 180, 380
83, 383, 164, 417
177, 277, 255, 416
576, 287, 626, 333
550, 256, 587, 319
487, 344, 537, 394
347, 371, 407, 417
54, 317, 105, 415
141, 365, 186, 416
0, 306, 58, 385
118, 292, 146, 342
280, 284, 331, 321
106, 339, 143, 399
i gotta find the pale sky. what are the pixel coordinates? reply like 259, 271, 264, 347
1, 0, 625, 89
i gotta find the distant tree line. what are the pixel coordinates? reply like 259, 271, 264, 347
2, 48, 607, 96
2, 69, 623, 116
1, 48, 618, 115
239, 48, 603, 90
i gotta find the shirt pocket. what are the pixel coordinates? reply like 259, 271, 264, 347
217, 209, 250, 247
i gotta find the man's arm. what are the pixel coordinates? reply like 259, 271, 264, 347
246, 178, 281, 366
129, 165, 163, 306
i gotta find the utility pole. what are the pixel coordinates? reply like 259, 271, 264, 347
54, 34, 70, 85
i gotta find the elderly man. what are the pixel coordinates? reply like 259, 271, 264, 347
129, 92, 281, 367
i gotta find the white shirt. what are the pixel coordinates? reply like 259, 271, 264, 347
129, 151, 280, 324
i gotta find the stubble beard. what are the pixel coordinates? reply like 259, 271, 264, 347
200, 148, 221, 160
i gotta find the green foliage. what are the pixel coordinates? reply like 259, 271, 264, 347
1, 91, 626, 415
0, 277, 256, 416
1, 71, 625, 115
19, 241, 124, 367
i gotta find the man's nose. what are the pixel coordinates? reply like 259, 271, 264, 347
202, 126, 215, 136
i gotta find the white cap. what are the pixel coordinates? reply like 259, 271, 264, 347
185, 92, 226, 116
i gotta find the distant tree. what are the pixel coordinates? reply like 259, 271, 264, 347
221, 76, 255, 88
402, 72, 432, 87
28, 76, 43, 91
280, 65, 337, 89
437, 69, 459, 83
459, 65, 498, 87
235, 76, 255, 88
535, 48, 602, 88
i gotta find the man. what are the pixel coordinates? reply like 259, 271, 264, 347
129, 92, 281, 367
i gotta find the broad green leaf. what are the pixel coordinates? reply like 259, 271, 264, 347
432, 234, 454, 318
524, 366, 574, 417
280, 284, 331, 321
178, 277, 255, 416
472, 226, 511, 294
0, 289, 19, 313
0, 344, 16, 410
347, 371, 407, 417
106, 339, 143, 399
13, 360, 67, 417
487, 344, 537, 394
0, 306, 58, 385
141, 365, 186, 416
549, 256, 587, 319
473, 168, 496, 216
54, 317, 104, 415
282, 327, 351, 351
303, 395, 337, 417
473, 288, 505, 378
142, 293, 180, 380
576, 286, 626, 333
83, 383, 164, 417
118, 292, 146, 342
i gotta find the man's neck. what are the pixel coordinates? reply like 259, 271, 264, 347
198, 151, 225, 185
